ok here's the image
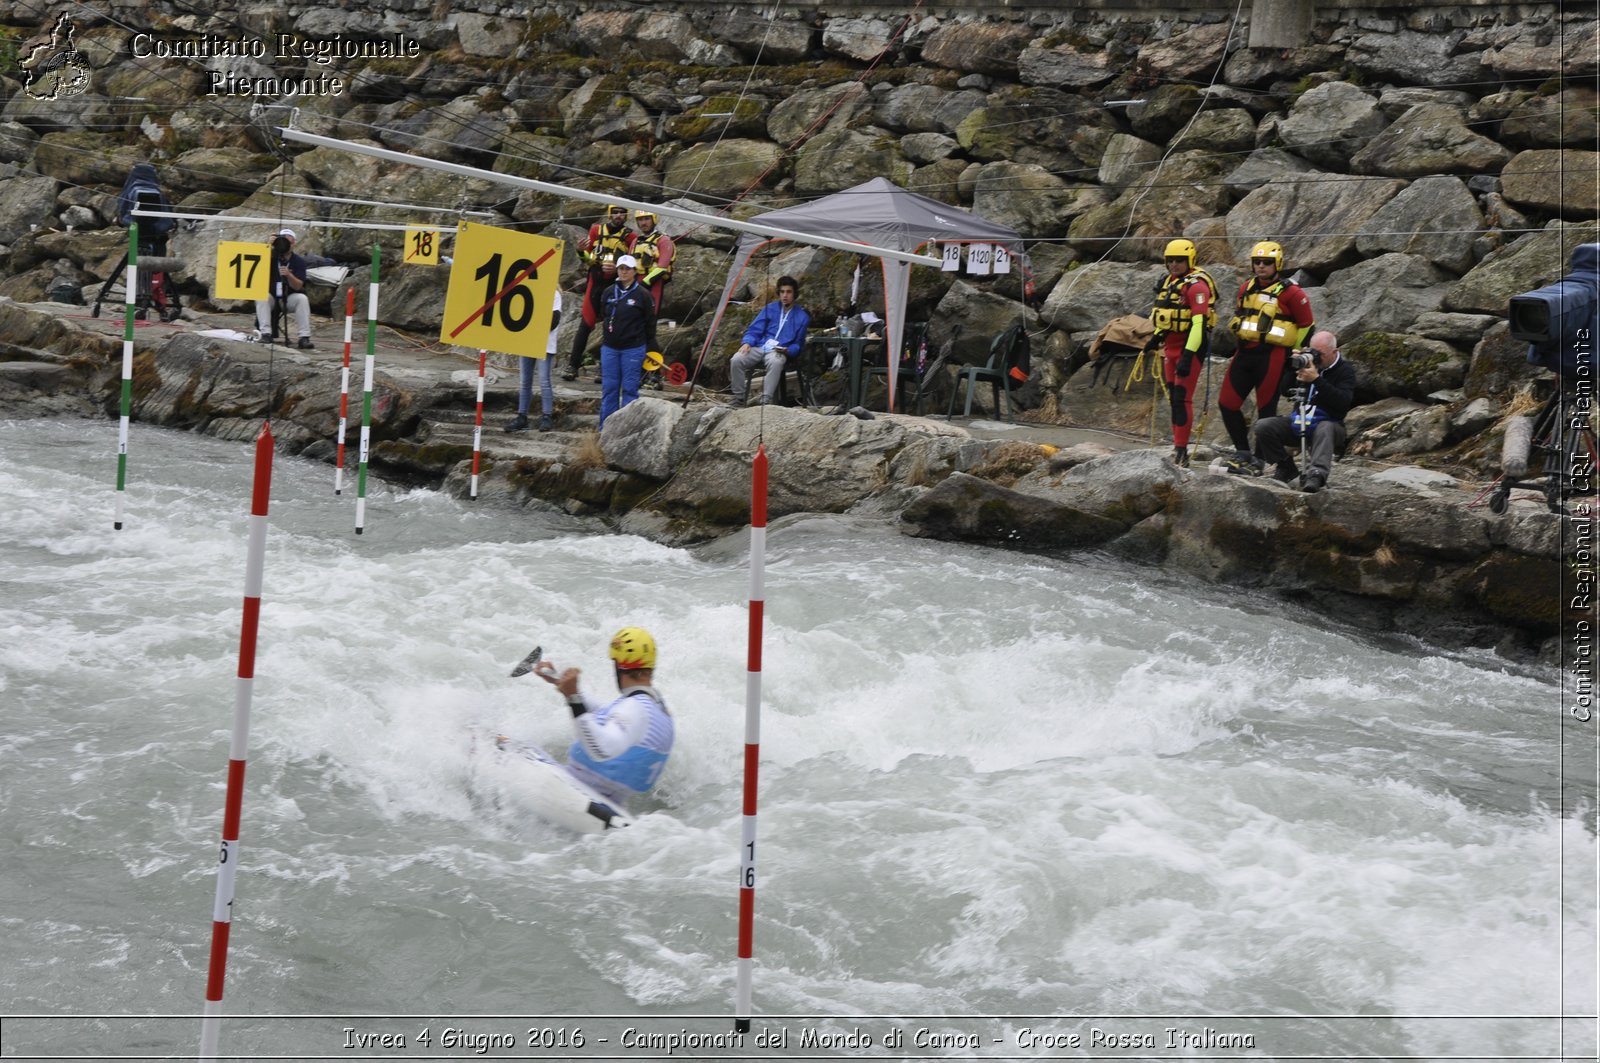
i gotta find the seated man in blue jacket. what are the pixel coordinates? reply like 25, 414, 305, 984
728, 275, 811, 406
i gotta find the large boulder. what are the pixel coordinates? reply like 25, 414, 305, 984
1444, 221, 1600, 315
1497, 87, 1600, 150
1018, 39, 1116, 88
1501, 149, 1600, 218
1225, 174, 1406, 275
768, 83, 871, 145
971, 161, 1109, 239
0, 175, 60, 244
1134, 22, 1237, 83
793, 128, 912, 193
717, 10, 813, 63
822, 17, 898, 63
641, 405, 969, 527
920, 22, 1034, 77
558, 77, 652, 146
1068, 151, 1231, 262
1354, 175, 1484, 274
1346, 332, 1468, 402
1277, 82, 1389, 170
1222, 148, 1318, 198
1346, 30, 1489, 87
1350, 103, 1513, 178
1038, 260, 1163, 334
1304, 253, 1451, 344
1098, 133, 1161, 193
664, 139, 785, 199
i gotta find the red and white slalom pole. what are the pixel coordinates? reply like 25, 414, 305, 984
114, 225, 137, 529
470, 349, 487, 500
199, 422, 274, 1059
334, 288, 355, 495
734, 444, 768, 1034
355, 246, 379, 535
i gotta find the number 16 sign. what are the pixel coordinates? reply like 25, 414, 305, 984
440, 221, 563, 359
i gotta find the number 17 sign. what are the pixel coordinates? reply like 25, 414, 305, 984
440, 222, 563, 359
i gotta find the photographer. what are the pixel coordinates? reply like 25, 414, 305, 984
1249, 330, 1354, 494
253, 228, 314, 349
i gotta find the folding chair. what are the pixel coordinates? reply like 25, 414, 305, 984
948, 324, 1029, 421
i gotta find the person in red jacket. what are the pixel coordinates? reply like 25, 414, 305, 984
1220, 240, 1315, 472
1150, 238, 1215, 468
564, 204, 635, 381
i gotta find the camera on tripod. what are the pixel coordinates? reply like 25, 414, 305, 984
1288, 349, 1317, 372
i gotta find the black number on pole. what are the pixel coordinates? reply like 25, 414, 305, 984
411, 230, 433, 260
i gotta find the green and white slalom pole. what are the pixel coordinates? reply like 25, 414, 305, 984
355, 245, 379, 535
114, 223, 137, 529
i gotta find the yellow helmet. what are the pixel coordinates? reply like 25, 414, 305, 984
1249, 241, 1284, 269
606, 203, 627, 217
635, 210, 657, 223
609, 626, 657, 671
1163, 238, 1197, 268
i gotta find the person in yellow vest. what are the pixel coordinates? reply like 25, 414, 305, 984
632, 210, 674, 314
1150, 238, 1216, 468
565, 205, 635, 381
1220, 240, 1315, 472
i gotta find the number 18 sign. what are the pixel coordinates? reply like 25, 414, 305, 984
440, 222, 563, 359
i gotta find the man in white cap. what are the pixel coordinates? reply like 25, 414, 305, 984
254, 228, 314, 349
597, 255, 657, 427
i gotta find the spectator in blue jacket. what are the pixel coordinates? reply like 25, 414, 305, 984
598, 256, 657, 427
729, 276, 811, 406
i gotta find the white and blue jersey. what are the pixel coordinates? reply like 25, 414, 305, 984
565, 686, 673, 808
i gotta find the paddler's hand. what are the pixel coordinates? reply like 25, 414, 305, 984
555, 667, 581, 698
532, 660, 559, 684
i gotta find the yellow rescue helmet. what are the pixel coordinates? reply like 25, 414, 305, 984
1163, 238, 1197, 269
1249, 241, 1284, 270
635, 210, 657, 223
609, 626, 657, 671
606, 203, 627, 217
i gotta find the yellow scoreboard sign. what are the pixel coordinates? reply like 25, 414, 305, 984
214, 241, 271, 300
440, 222, 563, 359
403, 226, 442, 265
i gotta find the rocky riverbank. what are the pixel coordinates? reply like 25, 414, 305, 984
0, 293, 1574, 663
0, 1, 1593, 662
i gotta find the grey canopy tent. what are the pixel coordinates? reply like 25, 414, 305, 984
691, 177, 1027, 411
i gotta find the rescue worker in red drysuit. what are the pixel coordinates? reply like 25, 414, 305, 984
1219, 240, 1315, 471
564, 204, 635, 381
631, 210, 674, 314
1151, 238, 1216, 468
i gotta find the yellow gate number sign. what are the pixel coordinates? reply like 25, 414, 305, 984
440, 222, 563, 359
215, 241, 271, 300
403, 226, 441, 265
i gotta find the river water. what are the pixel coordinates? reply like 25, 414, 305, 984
0, 418, 1593, 1061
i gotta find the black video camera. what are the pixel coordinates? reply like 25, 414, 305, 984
1289, 349, 1317, 371
271, 235, 292, 260
1511, 244, 1599, 378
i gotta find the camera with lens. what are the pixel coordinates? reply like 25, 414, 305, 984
1510, 243, 1598, 379
1289, 349, 1317, 371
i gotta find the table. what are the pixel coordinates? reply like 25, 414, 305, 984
807, 334, 885, 410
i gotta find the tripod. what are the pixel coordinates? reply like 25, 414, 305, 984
90, 241, 178, 321
1487, 386, 1599, 515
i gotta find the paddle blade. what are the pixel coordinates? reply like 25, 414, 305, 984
510, 646, 543, 677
